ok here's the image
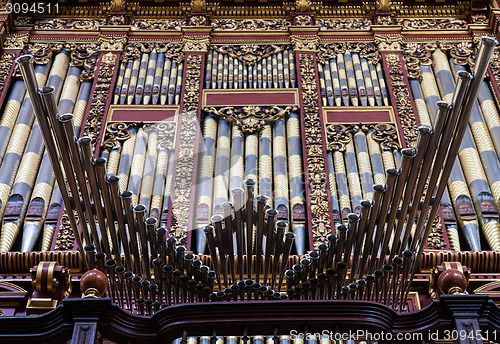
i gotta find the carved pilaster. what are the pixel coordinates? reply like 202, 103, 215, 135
297, 53, 332, 244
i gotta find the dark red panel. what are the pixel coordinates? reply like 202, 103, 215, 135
110, 108, 177, 122
326, 110, 391, 123
204, 91, 297, 106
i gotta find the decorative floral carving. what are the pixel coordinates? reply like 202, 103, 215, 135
0, 53, 16, 96
55, 211, 76, 251
211, 44, 289, 66
296, 0, 311, 12
376, 16, 393, 26
427, 215, 446, 249
83, 53, 117, 144
204, 106, 298, 133
107, 15, 126, 26
99, 35, 128, 52
318, 42, 380, 65
490, 49, 500, 87
25, 43, 64, 65
326, 124, 358, 152
130, 19, 187, 31
291, 35, 320, 53
190, 16, 207, 26
182, 35, 211, 53
471, 14, 488, 25
34, 18, 107, 30
317, 18, 371, 30
374, 34, 404, 52
14, 15, 32, 26
295, 15, 312, 26
299, 53, 331, 243
145, 122, 177, 150
386, 53, 418, 148
370, 123, 400, 150
212, 19, 290, 31
395, 18, 467, 30
171, 54, 202, 244
123, 42, 184, 63
4, 33, 29, 50
101, 122, 138, 151
65, 43, 99, 82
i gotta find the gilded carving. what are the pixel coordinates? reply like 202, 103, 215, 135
83, 53, 117, 144
211, 44, 289, 66
490, 49, 500, 87
171, 54, 202, 244
211, 19, 290, 31
377, 0, 391, 12
110, 0, 126, 12
182, 35, 211, 53
374, 34, 403, 52
317, 18, 370, 30
190, 16, 207, 27
145, 122, 177, 150
326, 123, 400, 152
34, 18, 107, 30
385, 53, 418, 147
427, 215, 446, 250
295, 15, 312, 27
55, 211, 76, 251
107, 15, 126, 26
0, 52, 16, 96
98, 35, 127, 52
123, 42, 183, 63
326, 124, 358, 152
65, 43, 99, 82
204, 106, 298, 133
395, 18, 467, 30
376, 16, 392, 26
299, 53, 331, 243
25, 43, 64, 65
471, 14, 488, 25
370, 123, 400, 150
191, 0, 206, 13
318, 42, 379, 65
101, 122, 138, 151
291, 35, 320, 53
14, 16, 31, 26
130, 19, 187, 31
296, 0, 311, 12
4, 33, 29, 50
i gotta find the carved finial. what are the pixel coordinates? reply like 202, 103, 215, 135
376, 0, 390, 12
296, 0, 311, 12
110, 0, 126, 12
191, 0, 206, 13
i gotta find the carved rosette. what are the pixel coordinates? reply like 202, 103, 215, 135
83, 53, 117, 144
171, 54, 202, 244
211, 44, 289, 66
318, 42, 379, 65
204, 106, 298, 133
0, 52, 16, 96
385, 53, 418, 147
299, 54, 331, 243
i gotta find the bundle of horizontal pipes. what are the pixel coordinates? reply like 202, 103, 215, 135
203, 180, 295, 300
203, 37, 498, 309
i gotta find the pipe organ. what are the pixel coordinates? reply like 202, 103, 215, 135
2, 1, 500, 344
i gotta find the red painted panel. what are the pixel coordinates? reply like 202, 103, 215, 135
326, 110, 391, 123
205, 91, 297, 106
110, 108, 177, 122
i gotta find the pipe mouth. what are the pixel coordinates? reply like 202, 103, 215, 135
386, 168, 399, 176
348, 213, 359, 222
115, 266, 125, 273
457, 70, 473, 80
78, 136, 92, 145
417, 125, 433, 135
318, 243, 328, 251
366, 274, 375, 282
192, 260, 202, 267
231, 187, 244, 195
337, 224, 348, 233
349, 283, 358, 290
84, 245, 95, 252
124, 271, 133, 278
266, 208, 277, 217
152, 258, 163, 266
243, 179, 256, 187
392, 256, 403, 265
285, 232, 295, 240
211, 214, 223, 223
105, 259, 116, 267
482, 36, 499, 47
383, 264, 393, 272
132, 276, 142, 283
373, 184, 385, 192
175, 245, 186, 253
401, 148, 416, 158
146, 217, 157, 226
221, 201, 232, 209
106, 175, 119, 184
156, 227, 167, 235
285, 269, 295, 277
300, 258, 311, 266
403, 250, 413, 258
58, 113, 73, 122
256, 195, 268, 203
374, 269, 384, 277
39, 86, 55, 95
203, 225, 215, 233
336, 261, 347, 269
16, 54, 34, 64
207, 270, 216, 278
166, 236, 177, 244
437, 101, 452, 109
327, 233, 336, 242
162, 264, 174, 273
95, 252, 105, 260
133, 204, 146, 212
276, 221, 287, 228
93, 157, 107, 166
357, 279, 366, 286
184, 252, 194, 260
120, 190, 132, 198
